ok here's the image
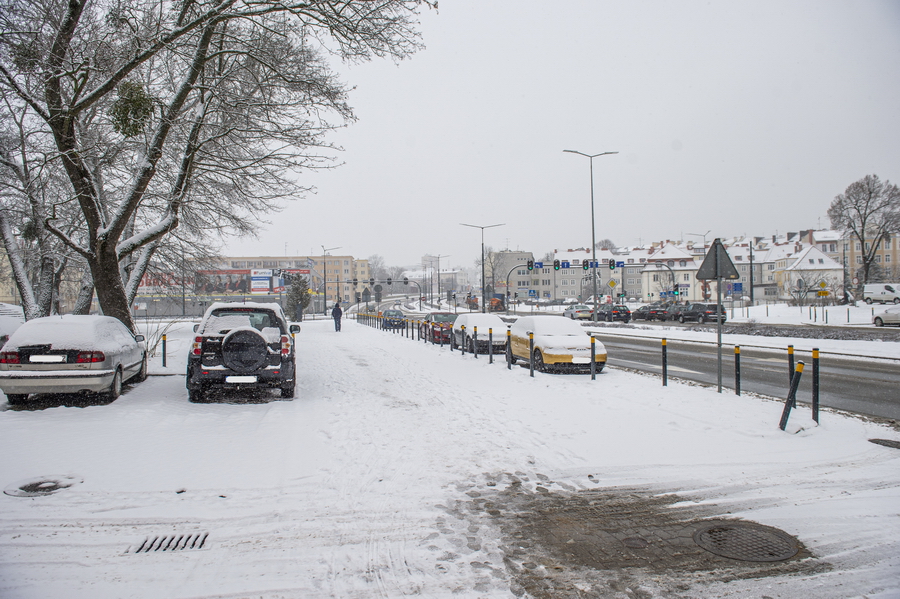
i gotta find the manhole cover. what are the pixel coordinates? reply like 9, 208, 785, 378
4, 475, 82, 497
869, 438, 900, 450
693, 521, 799, 562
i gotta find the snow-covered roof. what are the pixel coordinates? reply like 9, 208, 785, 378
783, 246, 843, 272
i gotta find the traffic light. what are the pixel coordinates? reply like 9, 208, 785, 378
673, 288, 679, 296
553, 259, 560, 270
403, 276, 409, 285
527, 260, 534, 270
369, 277, 374, 286
608, 259, 615, 270
583, 260, 589, 270
387, 277, 392, 286
352, 278, 358, 287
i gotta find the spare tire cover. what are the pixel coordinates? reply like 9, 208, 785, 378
221, 328, 269, 373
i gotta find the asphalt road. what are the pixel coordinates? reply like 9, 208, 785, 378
591, 332, 900, 422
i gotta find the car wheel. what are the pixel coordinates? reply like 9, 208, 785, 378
595, 362, 605, 374
105, 369, 122, 401
697, 315, 705, 324
679, 315, 685, 323
134, 354, 148, 383
6, 394, 28, 405
468, 338, 476, 353
533, 350, 545, 373
875, 317, 884, 327
894, 298, 900, 304
865, 298, 873, 304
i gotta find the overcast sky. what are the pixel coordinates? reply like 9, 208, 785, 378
227, 1, 900, 270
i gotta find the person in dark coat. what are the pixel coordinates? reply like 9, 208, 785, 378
331, 303, 343, 331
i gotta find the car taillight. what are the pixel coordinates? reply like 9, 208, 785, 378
0, 351, 20, 364
281, 335, 291, 355
76, 351, 105, 363
191, 336, 205, 355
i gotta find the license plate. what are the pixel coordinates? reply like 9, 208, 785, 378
30, 355, 65, 363
571, 357, 591, 364
225, 375, 257, 384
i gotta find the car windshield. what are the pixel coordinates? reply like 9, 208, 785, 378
384, 310, 402, 318
430, 313, 457, 323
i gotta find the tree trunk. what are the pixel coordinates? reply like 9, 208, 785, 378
92, 246, 135, 331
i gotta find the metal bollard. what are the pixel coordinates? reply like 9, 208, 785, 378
812, 348, 820, 423
488, 328, 493, 364
779, 361, 805, 431
473, 326, 478, 359
461, 325, 466, 355
162, 334, 167, 368
734, 345, 741, 396
590, 335, 596, 381
506, 329, 512, 370
661, 337, 667, 386
787, 345, 795, 386
528, 331, 534, 377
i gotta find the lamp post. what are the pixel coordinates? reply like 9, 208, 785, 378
322, 245, 341, 315
564, 149, 618, 321
460, 223, 504, 313
433, 254, 450, 307
654, 262, 677, 301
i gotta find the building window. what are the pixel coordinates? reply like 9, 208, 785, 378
809, 259, 814, 264
652, 274, 659, 282
542, 279, 550, 286
679, 260, 687, 267
561, 279, 568, 286
887, 255, 892, 263
767, 264, 775, 270
735, 255, 742, 261
856, 256, 863, 264
683, 273, 690, 281
875, 255, 882, 263
856, 242, 862, 251
741, 265, 747, 271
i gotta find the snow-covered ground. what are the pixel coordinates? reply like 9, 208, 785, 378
0, 313, 898, 598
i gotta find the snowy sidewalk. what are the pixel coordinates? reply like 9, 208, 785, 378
0, 319, 898, 598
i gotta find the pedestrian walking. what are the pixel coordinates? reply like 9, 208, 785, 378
331, 303, 343, 331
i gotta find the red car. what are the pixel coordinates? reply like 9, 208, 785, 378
419, 312, 458, 343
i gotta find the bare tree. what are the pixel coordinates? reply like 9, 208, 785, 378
828, 175, 900, 286
367, 254, 388, 282
0, 0, 432, 329
596, 238, 617, 251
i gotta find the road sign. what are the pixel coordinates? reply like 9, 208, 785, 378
818, 290, 830, 296
561, 261, 571, 268
819, 281, 827, 289
528, 289, 537, 297
534, 262, 544, 269
733, 283, 743, 292
615, 261, 625, 268
696, 238, 740, 280
607, 279, 617, 288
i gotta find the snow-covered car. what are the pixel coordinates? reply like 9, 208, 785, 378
0, 315, 147, 405
186, 302, 300, 402
0, 315, 24, 347
562, 304, 593, 320
418, 311, 457, 343
508, 315, 606, 373
873, 305, 900, 327
450, 313, 508, 353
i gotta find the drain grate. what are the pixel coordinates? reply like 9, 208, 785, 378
693, 521, 799, 562
131, 533, 208, 553
869, 438, 900, 450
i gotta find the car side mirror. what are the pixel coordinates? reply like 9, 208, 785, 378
193, 324, 199, 332
289, 324, 301, 334
134, 334, 145, 342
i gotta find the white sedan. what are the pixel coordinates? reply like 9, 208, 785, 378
0, 315, 147, 405
873, 306, 900, 327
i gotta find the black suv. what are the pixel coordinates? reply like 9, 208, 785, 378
596, 304, 631, 323
678, 303, 727, 324
186, 303, 300, 402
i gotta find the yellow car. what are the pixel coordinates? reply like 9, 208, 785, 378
508, 316, 606, 373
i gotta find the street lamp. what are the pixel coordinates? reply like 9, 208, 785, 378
564, 149, 618, 321
322, 245, 341, 315
460, 223, 504, 313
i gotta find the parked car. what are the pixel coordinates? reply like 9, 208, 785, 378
864, 283, 900, 304
382, 309, 405, 330
451, 313, 508, 353
678, 303, 727, 324
645, 303, 669, 321
631, 305, 653, 321
186, 302, 300, 402
873, 305, 900, 327
0, 315, 147, 405
419, 311, 458, 343
595, 304, 631, 323
508, 316, 606, 373
664, 303, 690, 322
563, 304, 594, 320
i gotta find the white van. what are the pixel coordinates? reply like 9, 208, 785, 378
863, 283, 900, 304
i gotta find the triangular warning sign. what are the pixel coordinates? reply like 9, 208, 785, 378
696, 238, 740, 280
